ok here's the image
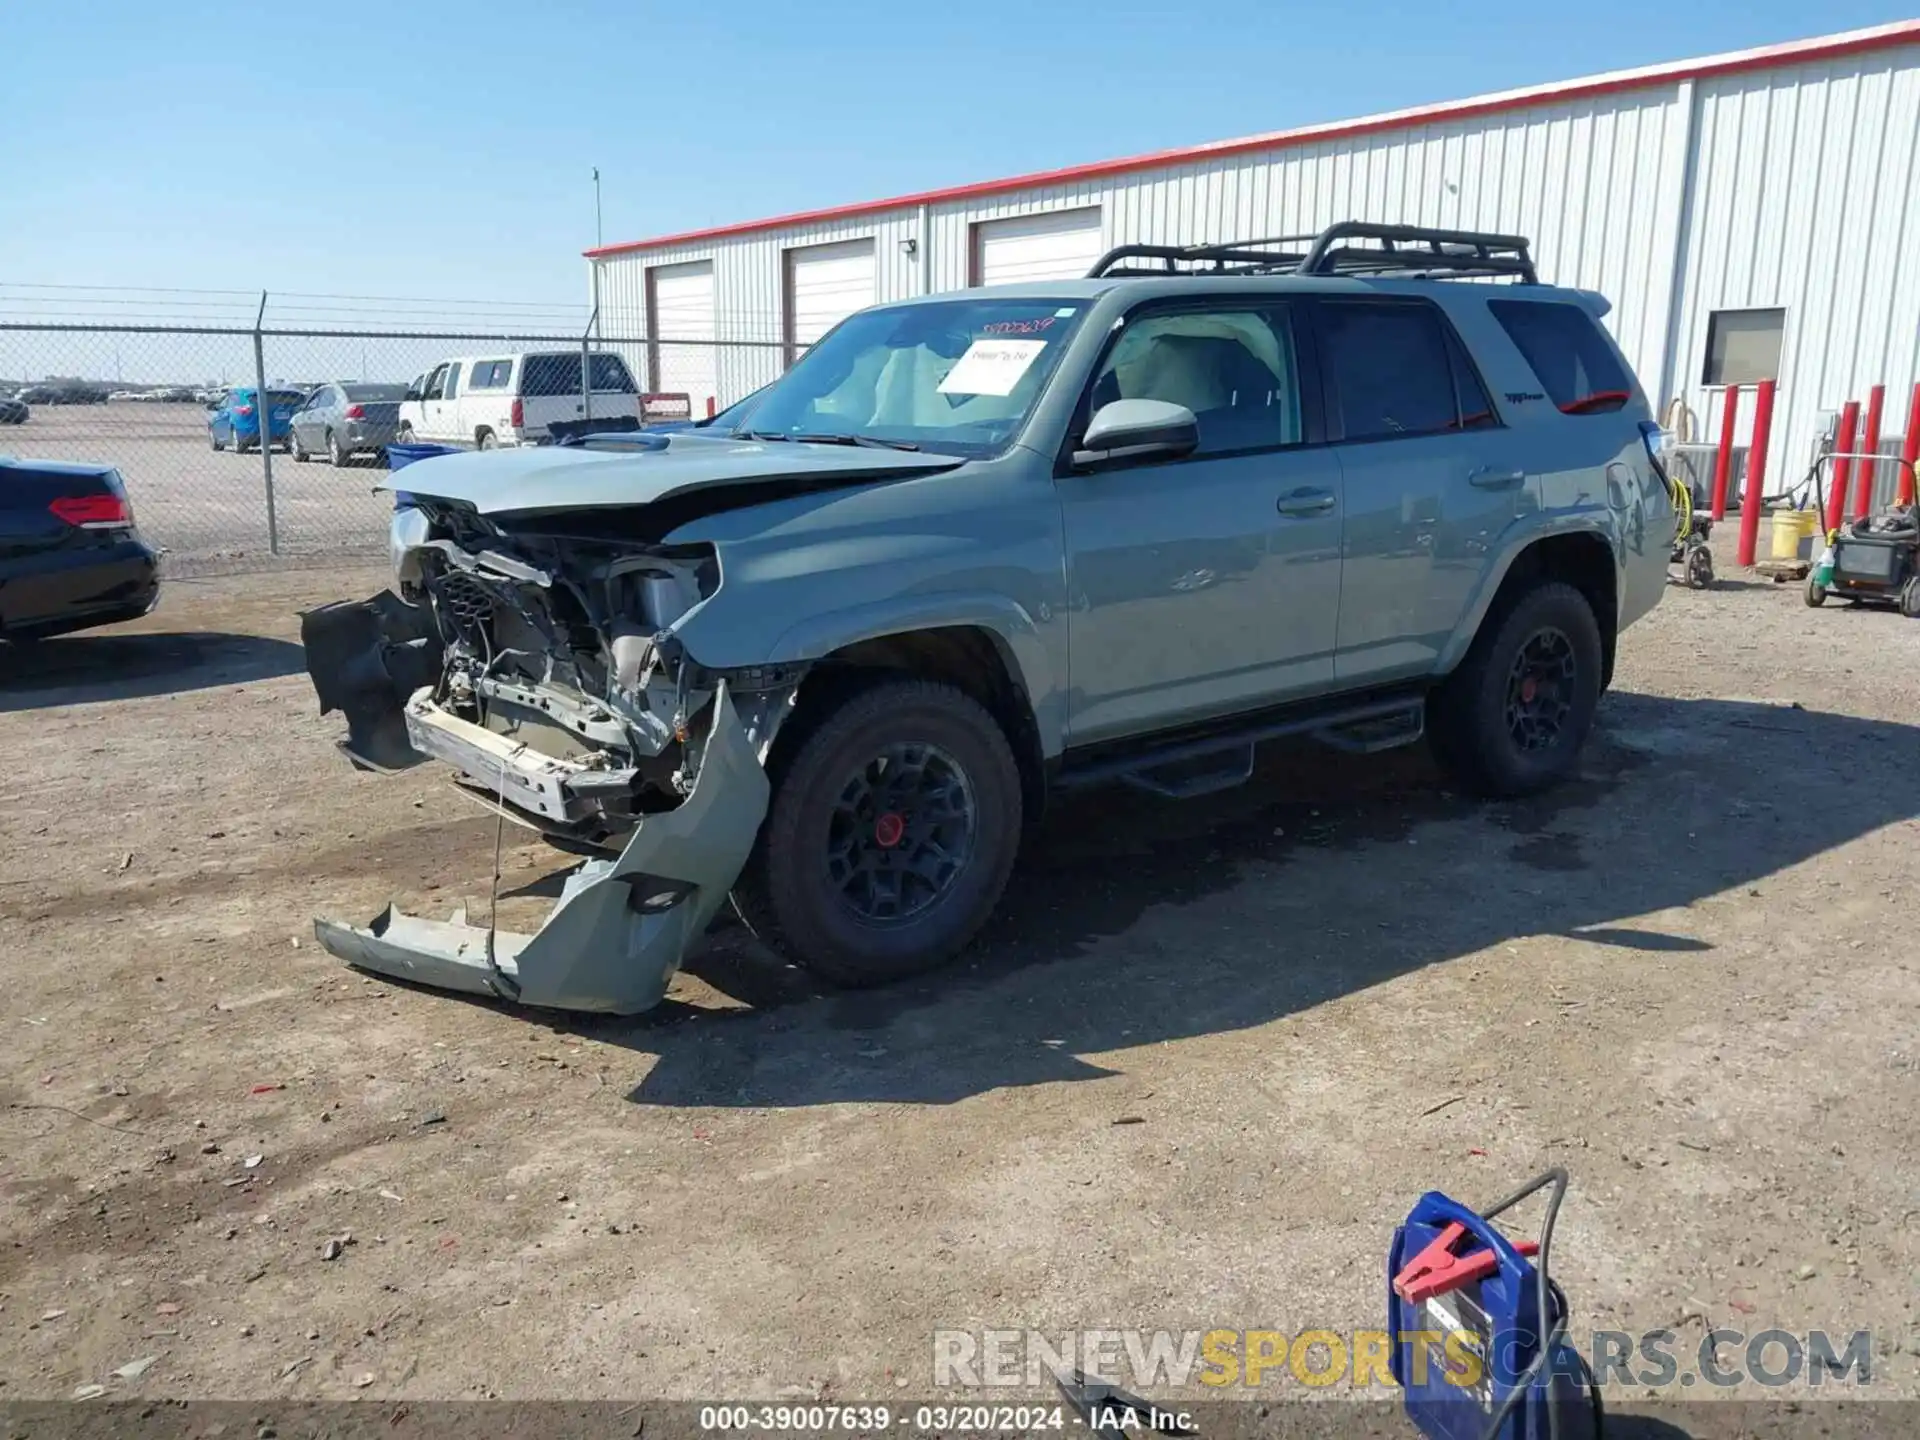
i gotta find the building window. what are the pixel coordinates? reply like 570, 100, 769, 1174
1703, 308, 1784, 387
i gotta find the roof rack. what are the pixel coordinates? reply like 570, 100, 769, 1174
1086, 220, 1538, 283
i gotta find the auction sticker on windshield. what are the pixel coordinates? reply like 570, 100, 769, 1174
938, 339, 1048, 398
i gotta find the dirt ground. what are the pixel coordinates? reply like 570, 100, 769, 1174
2, 544, 1918, 1414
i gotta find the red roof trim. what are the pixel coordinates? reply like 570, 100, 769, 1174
585, 20, 1920, 259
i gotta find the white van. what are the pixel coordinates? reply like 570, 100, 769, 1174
396, 351, 643, 449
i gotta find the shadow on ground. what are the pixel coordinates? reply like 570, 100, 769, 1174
0, 630, 306, 710
445, 690, 1918, 1110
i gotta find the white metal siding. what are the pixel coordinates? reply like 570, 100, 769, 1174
971, 208, 1105, 285
590, 32, 1920, 482
1674, 44, 1920, 497
786, 239, 876, 354
647, 260, 717, 413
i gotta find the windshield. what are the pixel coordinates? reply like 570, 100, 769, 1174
744, 298, 1087, 456
343, 383, 406, 402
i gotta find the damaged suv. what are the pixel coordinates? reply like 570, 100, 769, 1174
301, 222, 1669, 1014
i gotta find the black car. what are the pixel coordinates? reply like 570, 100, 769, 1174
0, 458, 159, 640
0, 395, 27, 424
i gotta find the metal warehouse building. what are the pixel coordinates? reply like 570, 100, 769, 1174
587, 20, 1920, 497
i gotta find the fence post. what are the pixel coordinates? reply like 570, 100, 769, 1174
1736, 378, 1776, 567
580, 306, 597, 425
1709, 384, 1741, 520
253, 291, 279, 555
1825, 400, 1859, 535
1853, 383, 1885, 519
1901, 382, 1920, 507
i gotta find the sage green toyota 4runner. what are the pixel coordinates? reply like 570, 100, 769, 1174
301, 222, 1670, 1014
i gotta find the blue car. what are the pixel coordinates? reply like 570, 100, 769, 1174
207, 386, 306, 454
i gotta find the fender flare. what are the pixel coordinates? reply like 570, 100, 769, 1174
1435, 511, 1621, 675
760, 590, 1063, 756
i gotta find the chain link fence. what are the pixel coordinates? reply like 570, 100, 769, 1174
0, 289, 784, 575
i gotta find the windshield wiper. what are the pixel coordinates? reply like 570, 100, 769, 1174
741, 429, 919, 452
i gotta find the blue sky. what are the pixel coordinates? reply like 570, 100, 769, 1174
4, 1, 1914, 310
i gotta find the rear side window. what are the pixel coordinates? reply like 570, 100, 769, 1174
520, 353, 638, 396
1316, 301, 1464, 441
467, 361, 507, 389
1489, 299, 1632, 414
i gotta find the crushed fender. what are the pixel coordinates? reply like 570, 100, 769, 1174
312, 684, 769, 1015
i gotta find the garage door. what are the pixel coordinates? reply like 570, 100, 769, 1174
648, 260, 717, 414
972, 208, 1104, 286
787, 239, 876, 358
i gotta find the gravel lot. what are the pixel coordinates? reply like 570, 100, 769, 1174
6, 403, 391, 572
2, 543, 1917, 1417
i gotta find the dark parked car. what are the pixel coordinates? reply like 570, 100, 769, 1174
0, 395, 27, 425
16, 386, 58, 405
289, 381, 407, 466
0, 458, 159, 640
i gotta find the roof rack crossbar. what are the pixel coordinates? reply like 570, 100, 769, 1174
1086, 220, 1538, 284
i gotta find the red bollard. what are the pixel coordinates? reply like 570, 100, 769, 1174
1853, 384, 1886, 520
1737, 378, 1777, 567
706, 395, 717, 419
1709, 385, 1741, 520
1899, 382, 1920, 507
1826, 400, 1860, 535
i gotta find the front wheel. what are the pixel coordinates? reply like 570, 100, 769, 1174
734, 679, 1023, 987
1805, 576, 1828, 608
1428, 582, 1604, 799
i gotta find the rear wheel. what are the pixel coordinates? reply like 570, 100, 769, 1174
1428, 581, 1604, 798
1900, 577, 1920, 620
476, 428, 497, 451
1805, 576, 1828, 608
327, 429, 348, 466
397, 424, 415, 444
289, 428, 310, 462
210, 430, 224, 451
734, 679, 1023, 987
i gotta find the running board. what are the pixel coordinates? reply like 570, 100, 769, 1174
1059, 693, 1427, 798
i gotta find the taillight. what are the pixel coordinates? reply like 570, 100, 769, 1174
50, 494, 131, 529
1639, 421, 1671, 483
345, 404, 366, 420
234, 404, 254, 418
510, 397, 524, 428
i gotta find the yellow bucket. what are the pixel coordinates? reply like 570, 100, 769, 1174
1769, 509, 1819, 562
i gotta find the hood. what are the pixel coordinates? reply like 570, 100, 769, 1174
380, 433, 965, 516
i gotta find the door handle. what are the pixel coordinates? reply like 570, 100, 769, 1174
1469, 466, 1527, 489
1276, 487, 1336, 517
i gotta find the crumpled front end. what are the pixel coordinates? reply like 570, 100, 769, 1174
299, 501, 801, 1015
313, 684, 768, 1014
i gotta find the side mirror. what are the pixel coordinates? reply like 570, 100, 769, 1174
404, 388, 421, 403
1074, 398, 1200, 468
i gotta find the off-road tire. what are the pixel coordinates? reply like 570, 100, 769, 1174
1428, 581, 1604, 799
733, 679, 1023, 987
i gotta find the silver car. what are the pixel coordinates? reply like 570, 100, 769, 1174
289, 382, 408, 466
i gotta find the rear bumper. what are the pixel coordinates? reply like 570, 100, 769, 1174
341, 421, 400, 452
1, 538, 160, 638
312, 684, 769, 1015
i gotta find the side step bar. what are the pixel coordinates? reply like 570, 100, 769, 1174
1057, 692, 1427, 799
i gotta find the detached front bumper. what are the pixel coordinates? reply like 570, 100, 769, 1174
310, 684, 769, 1015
